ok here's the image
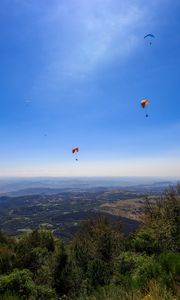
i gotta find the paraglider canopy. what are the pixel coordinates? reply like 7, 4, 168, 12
144, 34, 155, 45
144, 34, 155, 39
141, 99, 150, 108
72, 148, 79, 154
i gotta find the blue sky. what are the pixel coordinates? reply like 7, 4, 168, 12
0, 0, 180, 176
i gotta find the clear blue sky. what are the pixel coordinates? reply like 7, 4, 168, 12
0, 0, 180, 176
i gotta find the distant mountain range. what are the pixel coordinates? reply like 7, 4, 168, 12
0, 176, 178, 196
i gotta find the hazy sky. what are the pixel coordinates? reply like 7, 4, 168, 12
0, 0, 180, 177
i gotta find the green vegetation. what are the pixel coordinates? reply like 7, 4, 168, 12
0, 185, 179, 299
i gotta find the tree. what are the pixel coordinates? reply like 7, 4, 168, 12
0, 269, 36, 299
0, 247, 16, 275
139, 185, 180, 253
71, 216, 124, 288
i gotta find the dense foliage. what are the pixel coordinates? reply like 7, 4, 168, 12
0, 185, 179, 299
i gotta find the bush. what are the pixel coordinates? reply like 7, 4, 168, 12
113, 252, 155, 290
36, 285, 57, 300
0, 269, 36, 299
152, 253, 180, 292
142, 280, 177, 300
131, 228, 160, 254
0, 247, 16, 275
0, 291, 19, 300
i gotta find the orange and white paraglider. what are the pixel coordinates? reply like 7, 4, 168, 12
141, 99, 150, 117
72, 147, 79, 161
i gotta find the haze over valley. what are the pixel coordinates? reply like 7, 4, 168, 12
0, 177, 178, 239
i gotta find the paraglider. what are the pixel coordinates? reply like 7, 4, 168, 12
25, 100, 32, 104
141, 99, 150, 118
72, 148, 79, 154
72, 148, 79, 161
144, 34, 155, 45
25, 100, 32, 107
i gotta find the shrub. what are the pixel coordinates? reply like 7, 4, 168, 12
0, 269, 36, 299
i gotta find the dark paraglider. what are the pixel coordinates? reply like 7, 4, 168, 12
144, 34, 155, 45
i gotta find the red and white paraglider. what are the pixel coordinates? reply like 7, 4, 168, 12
72, 147, 79, 161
